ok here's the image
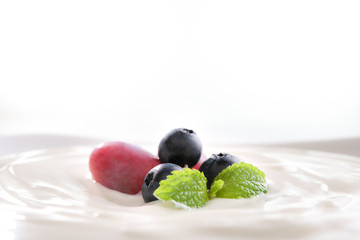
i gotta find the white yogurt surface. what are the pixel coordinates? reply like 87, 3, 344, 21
0, 146, 359, 240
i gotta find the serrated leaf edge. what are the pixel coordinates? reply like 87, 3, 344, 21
153, 168, 209, 209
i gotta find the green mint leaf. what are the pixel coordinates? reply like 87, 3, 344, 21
214, 162, 267, 199
209, 179, 224, 197
153, 168, 210, 208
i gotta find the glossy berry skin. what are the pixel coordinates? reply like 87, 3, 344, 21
158, 128, 202, 168
141, 163, 183, 203
199, 153, 242, 189
192, 153, 207, 170
89, 141, 160, 194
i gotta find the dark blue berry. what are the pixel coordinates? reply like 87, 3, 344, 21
199, 153, 242, 189
141, 163, 183, 203
158, 128, 202, 168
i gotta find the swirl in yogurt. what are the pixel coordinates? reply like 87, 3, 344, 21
0, 146, 359, 240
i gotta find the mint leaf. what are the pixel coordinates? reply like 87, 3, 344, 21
209, 179, 224, 197
213, 162, 267, 199
153, 168, 210, 208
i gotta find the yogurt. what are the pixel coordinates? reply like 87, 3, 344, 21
0, 146, 359, 240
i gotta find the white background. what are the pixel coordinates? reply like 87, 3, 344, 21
1, 0, 359, 145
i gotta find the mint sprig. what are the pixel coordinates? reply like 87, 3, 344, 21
153, 168, 209, 208
209, 179, 224, 197
153, 162, 267, 209
212, 162, 267, 199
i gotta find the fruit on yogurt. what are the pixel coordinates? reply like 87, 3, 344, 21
199, 153, 242, 189
158, 128, 202, 168
89, 141, 160, 194
141, 163, 183, 203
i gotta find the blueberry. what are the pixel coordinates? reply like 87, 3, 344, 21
141, 163, 183, 203
158, 128, 202, 168
199, 153, 242, 189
